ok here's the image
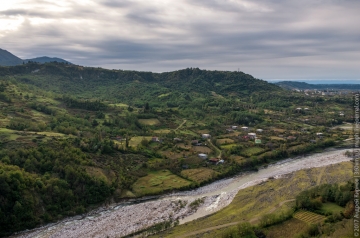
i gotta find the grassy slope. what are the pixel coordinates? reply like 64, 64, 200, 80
150, 161, 352, 238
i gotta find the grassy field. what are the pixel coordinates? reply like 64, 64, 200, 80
132, 170, 192, 196
149, 161, 352, 238
108, 103, 128, 107
138, 118, 161, 126
177, 129, 198, 136
293, 210, 325, 224
181, 168, 218, 183
220, 143, 237, 149
129, 136, 153, 147
30, 131, 68, 137
0, 128, 21, 140
153, 129, 171, 134
230, 155, 246, 164
320, 202, 344, 215
264, 218, 308, 238
241, 146, 265, 157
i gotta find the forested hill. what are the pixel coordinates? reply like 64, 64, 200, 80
275, 81, 360, 90
0, 62, 281, 104
23, 56, 72, 64
0, 49, 23, 66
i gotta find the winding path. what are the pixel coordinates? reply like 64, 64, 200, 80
207, 139, 222, 159
174, 119, 187, 131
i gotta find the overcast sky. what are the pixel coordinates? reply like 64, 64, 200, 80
0, 0, 359, 80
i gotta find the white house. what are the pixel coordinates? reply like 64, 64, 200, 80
248, 133, 256, 139
202, 134, 211, 139
256, 129, 263, 133
231, 125, 238, 130
241, 126, 249, 131
198, 153, 208, 159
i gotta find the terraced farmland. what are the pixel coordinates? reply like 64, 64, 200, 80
293, 210, 325, 224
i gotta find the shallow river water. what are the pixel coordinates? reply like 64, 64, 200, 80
13, 148, 352, 238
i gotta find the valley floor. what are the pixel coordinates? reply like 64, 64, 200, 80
12, 149, 352, 238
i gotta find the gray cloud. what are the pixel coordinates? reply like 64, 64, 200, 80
0, 0, 359, 80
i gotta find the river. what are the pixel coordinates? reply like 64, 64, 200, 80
13, 149, 352, 238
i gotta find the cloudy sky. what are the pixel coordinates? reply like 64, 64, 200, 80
0, 0, 359, 81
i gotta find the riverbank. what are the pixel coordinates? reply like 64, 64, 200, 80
12, 149, 352, 238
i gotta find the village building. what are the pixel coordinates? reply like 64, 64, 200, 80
256, 129, 263, 133
191, 140, 199, 145
198, 153, 208, 159
202, 134, 211, 139
231, 125, 238, 130
241, 126, 249, 131
208, 158, 219, 164
248, 133, 256, 139
173, 138, 182, 142
152, 136, 160, 142
226, 128, 234, 133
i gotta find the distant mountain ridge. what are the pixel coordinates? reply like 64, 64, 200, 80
24, 56, 72, 64
0, 48, 72, 66
0, 62, 282, 105
0, 49, 23, 66
275, 81, 360, 90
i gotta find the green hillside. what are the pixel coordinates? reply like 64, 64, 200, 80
0, 62, 353, 236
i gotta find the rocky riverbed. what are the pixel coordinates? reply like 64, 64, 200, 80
13, 149, 352, 238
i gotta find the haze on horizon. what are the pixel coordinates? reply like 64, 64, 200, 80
0, 0, 359, 81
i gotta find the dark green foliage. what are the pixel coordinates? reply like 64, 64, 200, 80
29, 102, 56, 115
60, 96, 107, 111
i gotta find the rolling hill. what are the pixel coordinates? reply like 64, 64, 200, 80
0, 48, 72, 66
0, 62, 282, 106
0, 48, 23, 66
275, 81, 360, 90
24, 56, 72, 64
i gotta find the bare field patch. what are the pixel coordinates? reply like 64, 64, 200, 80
273, 128, 286, 133
138, 118, 160, 126
192, 146, 212, 153
160, 150, 191, 159
181, 168, 218, 183
216, 138, 235, 145
230, 155, 246, 164
293, 210, 325, 224
176, 143, 192, 150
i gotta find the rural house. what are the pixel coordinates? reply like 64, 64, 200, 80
198, 153, 208, 159
248, 133, 256, 139
202, 134, 211, 139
